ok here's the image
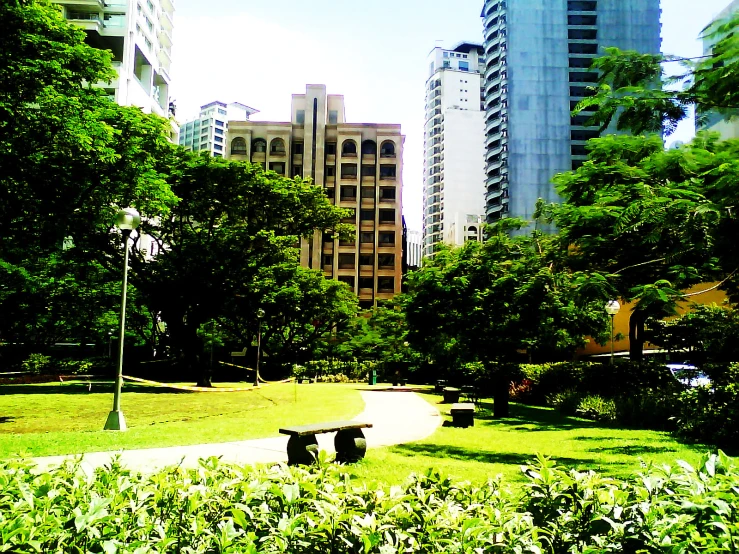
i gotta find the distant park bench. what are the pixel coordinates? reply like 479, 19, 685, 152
279, 421, 373, 465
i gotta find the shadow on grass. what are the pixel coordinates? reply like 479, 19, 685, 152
595, 445, 678, 455
388, 443, 621, 468
0, 383, 195, 396
474, 403, 607, 431
0, 416, 16, 424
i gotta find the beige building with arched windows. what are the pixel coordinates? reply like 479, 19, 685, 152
227, 84, 405, 309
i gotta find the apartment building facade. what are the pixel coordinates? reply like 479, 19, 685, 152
180, 101, 258, 156
423, 42, 487, 257
481, 0, 661, 223
227, 85, 404, 309
53, 0, 177, 138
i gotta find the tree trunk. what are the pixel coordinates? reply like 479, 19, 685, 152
167, 310, 210, 387
493, 376, 510, 418
629, 310, 647, 362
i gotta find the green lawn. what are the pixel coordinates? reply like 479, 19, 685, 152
0, 381, 363, 458
348, 392, 711, 487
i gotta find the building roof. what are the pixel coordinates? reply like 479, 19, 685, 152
450, 41, 484, 54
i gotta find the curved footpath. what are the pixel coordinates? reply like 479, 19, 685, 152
32, 389, 441, 474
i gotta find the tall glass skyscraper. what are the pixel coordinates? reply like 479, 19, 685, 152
481, 0, 661, 223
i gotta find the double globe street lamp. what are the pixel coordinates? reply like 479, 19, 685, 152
104, 208, 140, 431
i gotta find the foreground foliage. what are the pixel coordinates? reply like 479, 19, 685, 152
0, 452, 736, 552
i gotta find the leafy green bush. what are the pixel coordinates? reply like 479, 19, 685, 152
58, 358, 94, 375
576, 394, 617, 422
546, 389, 581, 416
20, 353, 51, 374
1, 452, 737, 552
613, 387, 680, 430
674, 378, 739, 450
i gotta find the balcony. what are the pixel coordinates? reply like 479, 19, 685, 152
160, 0, 175, 15
66, 13, 102, 33
159, 27, 173, 48
63, 0, 104, 8
160, 9, 174, 30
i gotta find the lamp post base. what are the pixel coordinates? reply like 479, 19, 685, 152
104, 410, 127, 431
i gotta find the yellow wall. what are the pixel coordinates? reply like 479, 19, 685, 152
578, 283, 730, 357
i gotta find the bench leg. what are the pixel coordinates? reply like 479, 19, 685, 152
286, 434, 319, 465
452, 412, 474, 428
334, 428, 367, 464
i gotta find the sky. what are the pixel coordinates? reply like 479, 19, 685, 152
169, 0, 734, 233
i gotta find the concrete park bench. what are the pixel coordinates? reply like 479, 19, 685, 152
450, 403, 475, 428
443, 387, 461, 403
279, 421, 373, 465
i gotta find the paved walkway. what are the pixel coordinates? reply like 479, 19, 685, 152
33, 389, 441, 474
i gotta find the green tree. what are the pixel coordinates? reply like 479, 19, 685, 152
575, 11, 739, 134
126, 152, 349, 385
540, 133, 739, 359
0, 0, 176, 349
404, 221, 606, 416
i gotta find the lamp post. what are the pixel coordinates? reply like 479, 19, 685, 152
254, 308, 265, 386
104, 208, 140, 431
605, 300, 621, 366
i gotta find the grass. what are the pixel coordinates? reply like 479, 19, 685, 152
347, 391, 711, 487
0, 381, 363, 458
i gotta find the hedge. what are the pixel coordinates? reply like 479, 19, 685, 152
1, 451, 737, 552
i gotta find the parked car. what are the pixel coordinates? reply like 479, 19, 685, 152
667, 363, 711, 388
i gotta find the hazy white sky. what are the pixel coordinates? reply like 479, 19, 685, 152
170, 0, 734, 232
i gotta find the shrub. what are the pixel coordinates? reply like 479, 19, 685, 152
0, 452, 737, 552
576, 394, 616, 422
613, 387, 680, 430
546, 389, 581, 416
20, 353, 52, 374
673, 379, 739, 450
57, 358, 94, 375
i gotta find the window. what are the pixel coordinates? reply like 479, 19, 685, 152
359, 277, 373, 290
269, 162, 285, 174
378, 254, 395, 269
292, 165, 302, 178
214, 128, 224, 135
341, 140, 357, 156
329, 110, 338, 124
230, 137, 247, 155
340, 164, 357, 179
459, 61, 469, 71
380, 165, 397, 180
146, 0, 153, 11
218, 108, 227, 115
323, 255, 333, 267
270, 138, 286, 154
378, 277, 395, 292
325, 142, 337, 155
360, 209, 374, 221
380, 187, 396, 201
379, 209, 395, 223
145, 17, 153, 31
322, 232, 334, 243
359, 254, 372, 266
215, 120, 224, 127
214, 136, 223, 143
361, 187, 375, 199
361, 140, 377, 155
338, 253, 355, 269
325, 166, 335, 177
360, 232, 374, 243
292, 142, 304, 155
380, 141, 396, 157
378, 232, 395, 246
213, 144, 222, 151
338, 276, 355, 288
296, 110, 305, 124
340, 186, 357, 200
252, 139, 267, 153
361, 165, 375, 177
324, 187, 335, 199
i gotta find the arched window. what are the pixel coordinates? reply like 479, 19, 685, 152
230, 137, 247, 155
252, 139, 267, 153
341, 140, 357, 156
380, 141, 396, 157
361, 140, 376, 155
270, 138, 286, 154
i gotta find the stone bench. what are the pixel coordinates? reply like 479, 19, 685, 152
443, 387, 461, 403
278, 421, 373, 465
450, 403, 475, 428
